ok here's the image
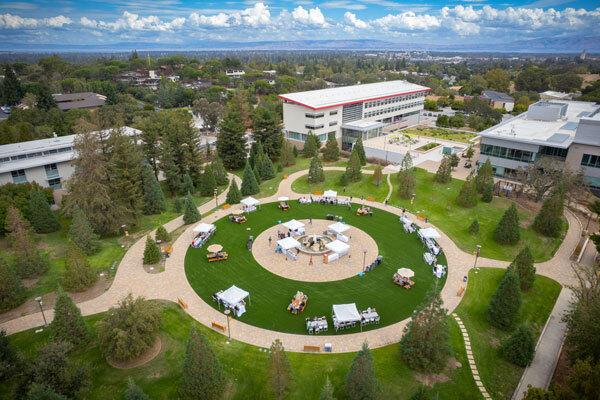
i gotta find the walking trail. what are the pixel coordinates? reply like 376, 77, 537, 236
0, 168, 581, 398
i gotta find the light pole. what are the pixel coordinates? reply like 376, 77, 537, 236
224, 309, 231, 343
473, 245, 481, 272
35, 296, 47, 326
214, 188, 218, 208
585, 212, 593, 232
308, 175, 312, 195
362, 249, 367, 272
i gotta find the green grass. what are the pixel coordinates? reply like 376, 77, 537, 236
389, 168, 563, 262
455, 268, 561, 399
291, 171, 389, 202
415, 142, 441, 152
185, 202, 446, 335
401, 126, 477, 144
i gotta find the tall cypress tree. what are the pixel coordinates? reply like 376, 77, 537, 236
141, 162, 166, 215
179, 327, 224, 400
280, 140, 296, 167
182, 194, 200, 224
63, 245, 97, 292
252, 106, 283, 160
532, 188, 564, 238
353, 136, 366, 166
308, 155, 324, 183
241, 161, 260, 196
226, 179, 242, 204
345, 342, 378, 400
0, 258, 25, 312
217, 105, 247, 170
28, 188, 60, 233
68, 207, 100, 255
211, 156, 229, 186
199, 165, 217, 197
345, 150, 362, 182
50, 288, 88, 346
494, 203, 521, 245
1, 65, 24, 106
511, 246, 536, 291
487, 269, 522, 330
397, 152, 415, 199
5, 206, 49, 278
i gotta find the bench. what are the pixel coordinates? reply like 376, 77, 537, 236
457, 286, 465, 297
211, 322, 226, 332
303, 345, 321, 352
177, 297, 188, 309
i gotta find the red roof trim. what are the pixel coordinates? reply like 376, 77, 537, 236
278, 88, 431, 111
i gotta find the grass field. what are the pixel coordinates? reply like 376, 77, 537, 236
401, 126, 477, 144
455, 268, 561, 399
185, 202, 446, 335
291, 171, 389, 203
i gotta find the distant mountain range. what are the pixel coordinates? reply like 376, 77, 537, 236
1, 36, 598, 53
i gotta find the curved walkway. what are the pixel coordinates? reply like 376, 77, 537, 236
0, 168, 581, 360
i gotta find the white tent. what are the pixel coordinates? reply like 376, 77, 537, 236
419, 227, 441, 239
277, 196, 289, 201
217, 285, 249, 307
328, 222, 349, 235
282, 219, 305, 231
193, 222, 216, 233
241, 197, 260, 207
277, 236, 301, 250
332, 303, 361, 323
326, 239, 350, 255
323, 189, 337, 198
397, 268, 415, 278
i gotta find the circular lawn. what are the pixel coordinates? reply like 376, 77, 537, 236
184, 202, 447, 335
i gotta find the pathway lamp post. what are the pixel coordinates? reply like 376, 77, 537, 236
224, 309, 231, 343
35, 296, 47, 326
473, 245, 481, 272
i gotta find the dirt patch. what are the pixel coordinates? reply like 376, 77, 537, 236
551, 345, 573, 388
107, 336, 162, 369
414, 357, 460, 387
21, 277, 40, 289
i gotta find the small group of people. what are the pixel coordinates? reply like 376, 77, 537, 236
229, 214, 247, 224
357, 206, 373, 216
393, 273, 414, 289
287, 291, 308, 315
364, 255, 383, 272
278, 201, 290, 211
276, 230, 291, 240
301, 235, 327, 252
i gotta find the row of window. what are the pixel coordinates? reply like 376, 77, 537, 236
287, 131, 331, 142
581, 154, 600, 168
538, 146, 569, 159
363, 101, 423, 118
305, 124, 324, 130
480, 144, 535, 163
364, 93, 424, 109
9, 163, 62, 188
305, 110, 338, 119
0, 146, 73, 164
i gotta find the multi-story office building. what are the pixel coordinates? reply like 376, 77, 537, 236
0, 126, 141, 190
279, 80, 430, 150
478, 100, 600, 191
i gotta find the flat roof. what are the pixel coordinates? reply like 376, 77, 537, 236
279, 80, 430, 110
52, 92, 107, 111
479, 100, 600, 148
342, 119, 384, 131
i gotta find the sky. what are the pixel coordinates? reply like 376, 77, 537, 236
0, 0, 599, 47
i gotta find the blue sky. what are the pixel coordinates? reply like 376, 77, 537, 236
1, 0, 599, 46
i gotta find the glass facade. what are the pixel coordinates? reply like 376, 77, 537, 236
538, 146, 568, 160
341, 127, 382, 151
480, 144, 535, 163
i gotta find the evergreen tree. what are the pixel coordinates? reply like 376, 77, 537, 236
481, 179, 494, 203
68, 207, 99, 255
62, 245, 97, 292
372, 165, 383, 187
532, 188, 564, 238
211, 156, 229, 186
410, 386, 431, 400
319, 377, 336, 400
487, 269, 522, 330
397, 153, 416, 199
280, 140, 296, 167
27, 383, 68, 400
32, 341, 89, 398
140, 163, 166, 215
226, 179, 242, 204
28, 189, 60, 233
400, 293, 450, 372
511, 246, 536, 291
322, 133, 340, 162
476, 159, 494, 193
179, 327, 224, 400
248, 142, 260, 168
259, 151, 276, 180
173, 197, 183, 213
303, 132, 320, 158
353, 136, 366, 166
217, 106, 247, 170
494, 203, 521, 245
160, 139, 182, 195
5, 206, 49, 278
1, 65, 24, 106
0, 258, 25, 312
182, 194, 200, 225
345, 151, 362, 183
124, 378, 149, 400
143, 236, 161, 265
240, 161, 260, 196
181, 173, 195, 195
293, 145, 299, 158
198, 165, 217, 197
456, 177, 478, 208
434, 156, 452, 183
35, 85, 57, 111
308, 155, 325, 183
155, 225, 171, 243
345, 342, 378, 400
268, 339, 291, 400
253, 163, 262, 184
50, 288, 88, 346
252, 106, 283, 160
499, 325, 535, 367
339, 172, 350, 187
468, 219, 480, 235
0, 329, 22, 381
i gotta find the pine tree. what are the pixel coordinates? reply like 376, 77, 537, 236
0, 329, 22, 381
5, 206, 49, 278
181, 173, 195, 195
345, 342, 378, 400
511, 246, 536, 291
182, 194, 200, 225
410, 386, 431, 400
303, 132, 320, 158
259, 151, 276, 180
211, 156, 229, 186
155, 225, 171, 243
280, 140, 296, 167
353, 136, 366, 166
468, 219, 480, 235
487, 269, 522, 330
248, 142, 260, 168
434, 156, 452, 184
217, 106, 247, 170
226, 179, 242, 204
173, 197, 183, 213
268, 339, 291, 400
252, 106, 283, 160
28, 189, 60, 233
253, 163, 262, 184
160, 139, 182, 195
1, 65, 24, 106
63, 245, 97, 292
198, 165, 217, 197
532, 188, 564, 238
308, 155, 325, 183
494, 203, 521, 245
500, 325, 535, 367
481, 179, 494, 203
400, 293, 450, 372
26, 383, 68, 400
293, 145, 299, 158
322, 133, 340, 162
0, 258, 25, 312
124, 378, 150, 400
141, 163, 166, 215
50, 288, 88, 346
68, 207, 100, 255
319, 377, 336, 400
179, 327, 224, 400
143, 236, 161, 265
345, 151, 362, 183
476, 159, 494, 193
456, 177, 478, 208
397, 153, 416, 199
372, 165, 383, 187
241, 161, 260, 195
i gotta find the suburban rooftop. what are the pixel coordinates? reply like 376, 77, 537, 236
52, 92, 107, 111
279, 80, 430, 110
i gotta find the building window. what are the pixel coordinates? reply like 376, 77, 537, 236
11, 169, 27, 184
329, 110, 338, 116
329, 121, 337, 126
305, 124, 324, 130
581, 154, 600, 168
480, 144, 534, 163
305, 113, 324, 119
45, 163, 59, 179
48, 178, 62, 190
538, 146, 568, 160
317, 134, 327, 142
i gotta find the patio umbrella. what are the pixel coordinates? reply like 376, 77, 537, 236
278, 196, 290, 201
207, 244, 223, 253
397, 268, 415, 278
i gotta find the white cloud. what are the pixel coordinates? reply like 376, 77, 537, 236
291, 6, 329, 27
448, 19, 481, 35
0, 13, 72, 29
321, 1, 367, 11
373, 12, 441, 31
189, 2, 271, 28
188, 12, 231, 28
79, 11, 184, 31
344, 12, 368, 29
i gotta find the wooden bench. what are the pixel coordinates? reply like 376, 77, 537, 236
303, 345, 321, 352
211, 322, 227, 332
177, 297, 188, 309
456, 286, 465, 297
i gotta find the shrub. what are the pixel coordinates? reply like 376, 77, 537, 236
468, 219, 480, 235
143, 236, 161, 265
500, 325, 535, 367
155, 225, 171, 243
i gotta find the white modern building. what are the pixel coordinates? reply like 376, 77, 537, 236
279, 80, 430, 151
0, 126, 141, 190
478, 100, 600, 191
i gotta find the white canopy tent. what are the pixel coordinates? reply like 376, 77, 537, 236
277, 196, 289, 201
397, 268, 415, 278
241, 197, 260, 207
193, 222, 216, 233
217, 285, 249, 307
419, 227, 441, 239
282, 219, 305, 231
332, 303, 361, 323
323, 189, 337, 198
277, 236, 301, 250
328, 222, 350, 235
326, 239, 350, 255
